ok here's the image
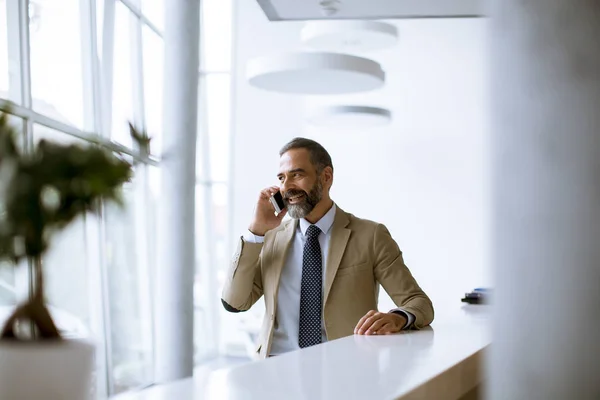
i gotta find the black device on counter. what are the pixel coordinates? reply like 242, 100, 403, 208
461, 288, 491, 305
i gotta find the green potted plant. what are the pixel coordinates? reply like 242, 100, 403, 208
0, 106, 143, 399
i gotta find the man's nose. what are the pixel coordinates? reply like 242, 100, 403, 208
281, 179, 294, 195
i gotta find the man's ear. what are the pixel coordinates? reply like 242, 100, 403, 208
322, 166, 334, 187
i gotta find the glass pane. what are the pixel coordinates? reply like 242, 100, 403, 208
0, 0, 20, 103
206, 74, 231, 182
142, 26, 163, 155
96, 0, 104, 58
33, 123, 88, 146
1, 115, 26, 310
0, 114, 25, 312
202, 0, 232, 72
146, 164, 159, 306
0, 262, 16, 306
194, 183, 207, 285
0, 259, 28, 355
111, 2, 136, 148
148, 164, 161, 205
0, 117, 21, 305
194, 184, 212, 363
195, 183, 232, 362
43, 218, 92, 332
29, 0, 85, 128
196, 78, 206, 180
0, 108, 27, 322
0, 0, 9, 97
212, 184, 228, 268
1, 113, 26, 150
105, 167, 153, 393
146, 165, 159, 292
141, 0, 164, 32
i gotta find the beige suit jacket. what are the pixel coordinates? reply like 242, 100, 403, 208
221, 206, 434, 359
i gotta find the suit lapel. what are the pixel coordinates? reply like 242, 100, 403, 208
324, 208, 351, 305
269, 219, 297, 296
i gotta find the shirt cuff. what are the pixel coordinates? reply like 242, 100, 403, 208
389, 308, 415, 330
243, 230, 265, 244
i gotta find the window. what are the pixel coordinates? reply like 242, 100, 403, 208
104, 167, 154, 393
0, 115, 26, 310
205, 74, 231, 182
29, 0, 85, 128
211, 184, 229, 277
0, 0, 238, 395
202, 0, 233, 72
194, 184, 212, 361
195, 0, 237, 360
111, 1, 136, 148
33, 123, 83, 145
141, 0, 164, 32
96, 0, 105, 61
142, 26, 163, 155
0, 263, 16, 306
0, 0, 9, 96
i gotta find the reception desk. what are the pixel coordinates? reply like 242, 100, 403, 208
118, 305, 489, 400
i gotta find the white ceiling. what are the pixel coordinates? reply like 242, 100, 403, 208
256, 0, 485, 21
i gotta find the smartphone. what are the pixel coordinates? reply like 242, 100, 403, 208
269, 191, 286, 216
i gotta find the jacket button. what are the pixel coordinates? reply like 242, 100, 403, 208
270, 314, 274, 321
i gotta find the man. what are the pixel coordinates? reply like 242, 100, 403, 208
222, 138, 434, 358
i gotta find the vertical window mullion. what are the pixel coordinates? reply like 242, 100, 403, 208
79, 0, 99, 132
101, 0, 116, 137
5, 0, 23, 105
99, 0, 118, 396
130, 12, 145, 135
12, 0, 35, 333
79, 0, 113, 398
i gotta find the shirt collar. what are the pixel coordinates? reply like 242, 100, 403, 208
299, 203, 337, 237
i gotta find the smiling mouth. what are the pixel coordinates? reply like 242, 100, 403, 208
287, 193, 305, 204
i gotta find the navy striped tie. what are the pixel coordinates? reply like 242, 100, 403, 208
298, 224, 323, 348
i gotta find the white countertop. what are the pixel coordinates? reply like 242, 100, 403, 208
118, 305, 490, 400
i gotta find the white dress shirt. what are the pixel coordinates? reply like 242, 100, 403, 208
243, 204, 414, 355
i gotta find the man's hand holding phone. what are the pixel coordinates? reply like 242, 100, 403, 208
248, 186, 287, 236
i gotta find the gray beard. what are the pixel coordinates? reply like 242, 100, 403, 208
285, 180, 323, 219
287, 202, 313, 219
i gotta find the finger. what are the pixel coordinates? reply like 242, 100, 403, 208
376, 322, 396, 335
359, 314, 383, 335
357, 312, 384, 335
260, 188, 278, 201
276, 208, 287, 220
365, 317, 389, 335
259, 189, 272, 200
354, 310, 377, 333
354, 310, 378, 334
263, 186, 279, 197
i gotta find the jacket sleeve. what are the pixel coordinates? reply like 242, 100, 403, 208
221, 236, 264, 312
372, 224, 434, 329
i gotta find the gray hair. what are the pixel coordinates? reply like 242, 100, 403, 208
279, 137, 333, 173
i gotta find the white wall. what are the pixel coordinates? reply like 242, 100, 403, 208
230, 0, 490, 320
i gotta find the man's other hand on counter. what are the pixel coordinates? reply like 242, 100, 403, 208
354, 310, 408, 335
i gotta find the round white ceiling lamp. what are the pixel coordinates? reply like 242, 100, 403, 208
307, 105, 392, 127
247, 52, 385, 95
301, 21, 398, 53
